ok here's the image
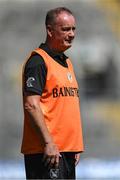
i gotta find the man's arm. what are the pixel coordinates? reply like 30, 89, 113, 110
24, 93, 61, 167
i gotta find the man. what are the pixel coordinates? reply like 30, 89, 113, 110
21, 7, 84, 179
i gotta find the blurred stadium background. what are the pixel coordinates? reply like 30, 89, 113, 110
0, 0, 120, 179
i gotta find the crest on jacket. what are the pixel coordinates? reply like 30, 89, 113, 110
67, 72, 73, 82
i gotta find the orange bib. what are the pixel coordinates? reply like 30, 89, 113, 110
21, 48, 84, 154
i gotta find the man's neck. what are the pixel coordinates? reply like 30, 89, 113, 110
45, 40, 64, 54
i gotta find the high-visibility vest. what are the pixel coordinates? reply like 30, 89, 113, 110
21, 48, 84, 154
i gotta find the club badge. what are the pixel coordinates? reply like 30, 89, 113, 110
26, 77, 35, 87
49, 168, 59, 179
67, 72, 73, 82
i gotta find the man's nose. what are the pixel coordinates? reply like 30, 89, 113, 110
69, 30, 75, 37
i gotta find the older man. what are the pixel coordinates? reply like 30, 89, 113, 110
21, 7, 84, 179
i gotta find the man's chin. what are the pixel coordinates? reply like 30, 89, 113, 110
65, 44, 72, 49
60, 44, 72, 52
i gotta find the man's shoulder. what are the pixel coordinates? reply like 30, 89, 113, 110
26, 53, 46, 68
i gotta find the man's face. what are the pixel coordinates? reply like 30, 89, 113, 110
50, 13, 76, 52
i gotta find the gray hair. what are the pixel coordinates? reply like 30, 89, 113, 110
45, 7, 74, 26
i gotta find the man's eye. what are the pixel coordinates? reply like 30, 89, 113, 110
62, 28, 69, 31
72, 27, 76, 31
62, 27, 76, 31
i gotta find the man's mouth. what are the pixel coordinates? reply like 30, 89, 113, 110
65, 39, 73, 44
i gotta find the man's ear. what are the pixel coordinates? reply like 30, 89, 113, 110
46, 25, 53, 37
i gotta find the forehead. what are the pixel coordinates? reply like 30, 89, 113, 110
55, 12, 76, 26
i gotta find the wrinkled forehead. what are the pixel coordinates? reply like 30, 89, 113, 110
55, 12, 76, 25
